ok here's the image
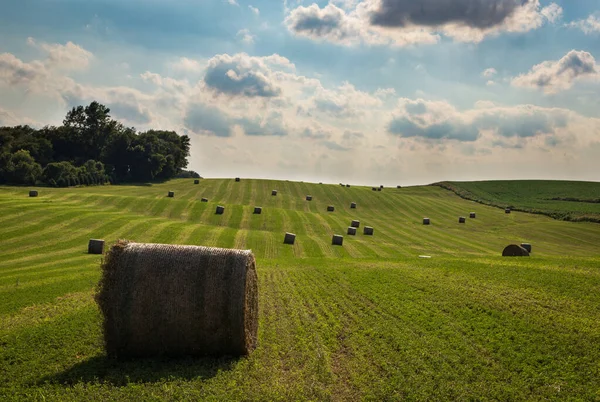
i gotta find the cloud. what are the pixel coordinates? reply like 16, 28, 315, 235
248, 5, 259, 16
474, 106, 568, 138
482, 68, 497, 78
184, 103, 233, 137
227, 0, 238, 6
237, 29, 256, 44
511, 50, 599, 94
236, 112, 288, 136
169, 57, 203, 73
285, 0, 561, 46
300, 126, 333, 140
567, 14, 600, 34
203, 53, 295, 98
27, 37, 93, 71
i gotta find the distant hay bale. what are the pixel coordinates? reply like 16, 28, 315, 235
168, 191, 175, 198
372, 187, 377, 191
502, 244, 529, 257
380, 185, 384, 189
521, 243, 532, 253
347, 227, 357, 236
397, 185, 402, 189
194, 179, 200, 184
351, 220, 360, 228
235, 177, 240, 182
271, 190, 277, 196
88, 239, 105, 255
346, 184, 350, 188
332, 235, 343, 246
306, 195, 312, 201
377, 188, 382, 192
363, 226, 374, 235
350, 202, 357, 209
505, 208, 511, 214
284, 232, 296, 245
459, 217, 466, 223
201, 198, 208, 202
319, 182, 323, 184
216, 205, 225, 214
29, 190, 38, 197
423, 218, 430, 225
95, 240, 258, 358
253, 207, 262, 214
327, 205, 335, 212
470, 212, 476, 218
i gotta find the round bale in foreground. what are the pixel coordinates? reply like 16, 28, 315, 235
347, 227, 357, 235
350, 202, 357, 209
332, 235, 343, 246
168, 191, 174, 198
284, 232, 296, 245
502, 244, 530, 257
470, 212, 476, 218
253, 207, 262, 214
88, 239, 105, 255
95, 241, 258, 358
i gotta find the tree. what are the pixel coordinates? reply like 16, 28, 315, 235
0, 149, 42, 185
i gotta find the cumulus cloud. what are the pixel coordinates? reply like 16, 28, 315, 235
567, 14, 600, 34
236, 112, 288, 136
237, 29, 256, 44
248, 5, 259, 15
184, 103, 233, 137
285, 0, 561, 46
169, 57, 203, 73
482, 68, 497, 78
27, 37, 93, 71
511, 50, 599, 94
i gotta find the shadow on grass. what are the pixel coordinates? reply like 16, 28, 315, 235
42, 354, 240, 386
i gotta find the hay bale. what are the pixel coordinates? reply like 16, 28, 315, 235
216, 205, 225, 214
470, 212, 476, 218
351, 220, 360, 228
271, 190, 277, 196
332, 235, 343, 246
377, 187, 382, 192
194, 179, 200, 184
346, 184, 350, 188
372, 187, 377, 191
201, 198, 208, 202
284, 232, 296, 245
350, 202, 357, 209
253, 207, 262, 214
505, 208, 511, 214
88, 239, 105, 255
459, 217, 466, 223
364, 226, 374, 235
521, 243, 532, 253
397, 185, 402, 189
235, 177, 240, 182
502, 244, 529, 257
423, 218, 430, 225
380, 185, 384, 189
168, 191, 175, 198
29, 190, 38, 197
95, 240, 258, 358
306, 195, 312, 201
347, 227, 357, 235
327, 205, 335, 212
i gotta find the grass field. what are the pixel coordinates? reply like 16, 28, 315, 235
435, 180, 600, 222
1, 179, 599, 401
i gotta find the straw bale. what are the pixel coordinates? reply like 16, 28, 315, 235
201, 198, 208, 202
327, 205, 335, 212
95, 240, 258, 358
380, 185, 384, 189
363, 226, 374, 235
88, 239, 105, 255
377, 188, 382, 192
306, 195, 312, 201
459, 217, 466, 223
284, 232, 296, 245
168, 191, 174, 198
520, 243, 532, 253
502, 244, 529, 257
235, 177, 240, 182
347, 227, 357, 235
470, 212, 476, 218
397, 186, 402, 189
372, 187, 377, 191
423, 218, 430, 225
332, 235, 343, 246
346, 184, 350, 188
216, 205, 225, 214
505, 208, 511, 214
194, 180, 200, 184
351, 220, 360, 228
253, 207, 262, 214
29, 190, 38, 197
271, 190, 277, 196
350, 202, 357, 209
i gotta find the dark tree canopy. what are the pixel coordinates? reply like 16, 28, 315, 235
0, 101, 192, 186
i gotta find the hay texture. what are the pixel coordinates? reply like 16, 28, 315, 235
459, 217, 466, 224
327, 206, 335, 212
347, 227, 357, 235
168, 191, 174, 198
88, 239, 105, 255
194, 179, 200, 184
423, 218, 430, 225
332, 235, 343, 246
521, 243, 532, 253
364, 226, 374, 235
29, 190, 38, 197
351, 220, 360, 228
271, 190, 277, 196
306, 195, 313, 201
201, 198, 208, 202
253, 207, 262, 214
350, 202, 357, 209
95, 240, 258, 358
216, 205, 225, 215
470, 212, 476, 218
284, 232, 296, 245
502, 244, 529, 257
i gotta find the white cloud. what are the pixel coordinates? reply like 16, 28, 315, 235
248, 5, 259, 16
170, 57, 203, 73
567, 14, 600, 34
227, 0, 238, 6
511, 50, 599, 94
27, 37, 93, 71
482, 68, 497, 78
237, 29, 256, 44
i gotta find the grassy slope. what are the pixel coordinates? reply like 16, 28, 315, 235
1, 179, 599, 401
434, 180, 600, 222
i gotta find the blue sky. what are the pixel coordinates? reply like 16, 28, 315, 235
1, 0, 600, 185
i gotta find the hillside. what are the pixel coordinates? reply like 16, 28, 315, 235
1, 179, 600, 400
433, 180, 600, 223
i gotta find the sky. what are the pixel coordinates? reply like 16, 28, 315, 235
1, 0, 600, 186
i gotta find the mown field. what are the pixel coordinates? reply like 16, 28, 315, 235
1, 179, 599, 401
435, 180, 600, 222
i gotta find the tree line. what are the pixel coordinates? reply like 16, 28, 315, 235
0, 101, 197, 187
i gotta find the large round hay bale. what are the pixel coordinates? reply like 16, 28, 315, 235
351, 220, 360, 228
235, 177, 240, 182
194, 179, 200, 184
95, 241, 258, 358
271, 190, 277, 196
347, 227, 357, 235
350, 202, 357, 209
88, 239, 105, 255
216, 205, 225, 214
502, 244, 529, 257
201, 198, 208, 202
423, 218, 430, 225
377, 187, 382, 192
306, 195, 312, 201
346, 184, 350, 188
332, 235, 343, 246
458, 217, 466, 224
380, 185, 384, 189
470, 212, 476, 218
372, 187, 377, 191
253, 207, 262, 214
327, 205, 335, 212
397, 185, 402, 189
284, 232, 296, 245
363, 226, 374, 235
29, 190, 38, 197
505, 208, 511, 214
521, 243, 532, 253
168, 191, 174, 198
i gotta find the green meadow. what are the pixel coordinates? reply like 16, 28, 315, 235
1, 179, 599, 401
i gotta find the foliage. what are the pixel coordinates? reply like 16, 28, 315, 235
175, 170, 201, 178
0, 149, 42, 185
0, 102, 191, 186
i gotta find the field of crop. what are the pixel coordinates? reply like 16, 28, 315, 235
435, 180, 600, 222
1, 179, 599, 401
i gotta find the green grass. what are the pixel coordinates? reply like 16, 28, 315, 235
1, 179, 600, 401
434, 180, 600, 222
